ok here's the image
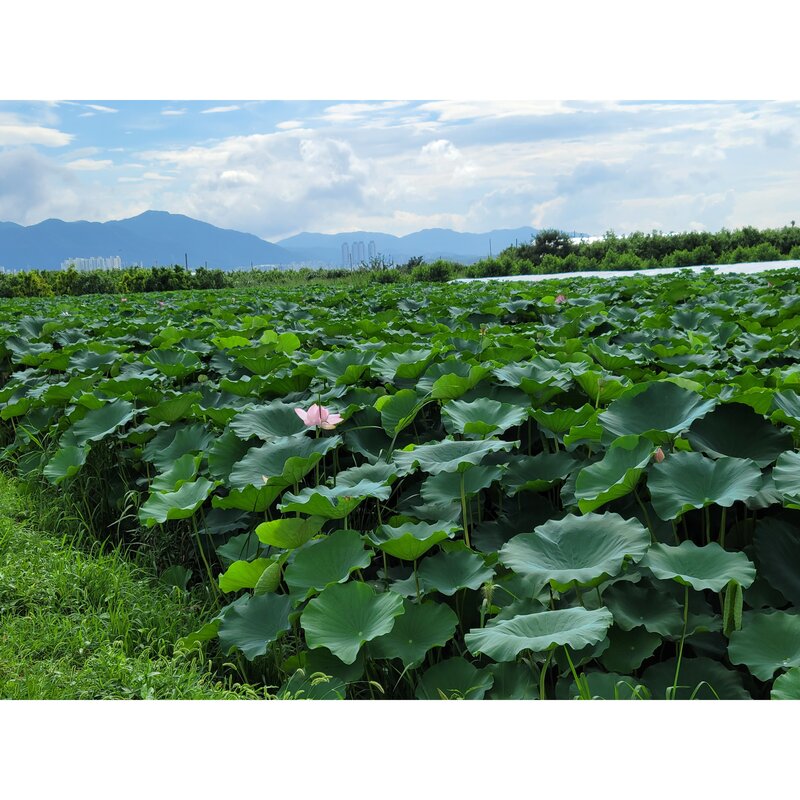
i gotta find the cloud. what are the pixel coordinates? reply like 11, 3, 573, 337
0, 121, 73, 147
420, 139, 461, 161
201, 105, 241, 114
85, 104, 118, 113
66, 158, 113, 171
276, 120, 304, 130
161, 108, 187, 116
321, 101, 409, 123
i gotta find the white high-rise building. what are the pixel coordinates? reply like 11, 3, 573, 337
61, 255, 123, 271
341, 242, 351, 267
368, 241, 377, 260
351, 241, 366, 264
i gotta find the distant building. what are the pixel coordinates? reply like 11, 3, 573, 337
61, 255, 122, 271
368, 241, 376, 260
352, 241, 366, 264
342, 242, 351, 267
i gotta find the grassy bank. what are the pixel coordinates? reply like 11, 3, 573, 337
0, 473, 264, 699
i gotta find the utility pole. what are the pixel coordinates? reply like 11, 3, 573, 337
489, 239, 492, 258
185, 252, 188, 269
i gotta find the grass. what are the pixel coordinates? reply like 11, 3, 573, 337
0, 472, 267, 699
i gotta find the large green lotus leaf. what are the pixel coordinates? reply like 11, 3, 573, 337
142, 423, 215, 472
368, 599, 458, 668
420, 465, 502, 506
642, 541, 756, 592
230, 401, 307, 440
144, 348, 202, 378
771, 667, 800, 699
255, 516, 325, 549
647, 452, 762, 520
145, 391, 203, 424
686, 403, 792, 467
574, 369, 633, 405
599, 382, 716, 442
285, 530, 373, 600
531, 403, 595, 436
753, 519, 800, 606
441, 397, 528, 437
217, 593, 292, 661
368, 520, 458, 561
42, 444, 89, 484
429, 366, 491, 401
279, 463, 394, 519
254, 562, 283, 595
772, 451, 800, 504
599, 626, 661, 673
502, 451, 577, 495
499, 512, 651, 592
415, 657, 494, 700
229, 434, 341, 490
138, 478, 216, 526
215, 531, 265, 564
150, 453, 200, 492
207, 430, 252, 480
771, 389, 800, 428
373, 348, 436, 382
642, 657, 750, 699
575, 435, 653, 513
603, 580, 683, 636
375, 389, 420, 436
61, 399, 137, 447
218, 558, 273, 593
486, 662, 539, 700
393, 438, 515, 476
301, 582, 405, 664
417, 548, 495, 596
212, 484, 277, 513
465, 607, 614, 662
279, 486, 371, 520
313, 350, 374, 386
728, 611, 800, 680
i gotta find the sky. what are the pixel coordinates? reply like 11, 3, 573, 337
3, 99, 800, 242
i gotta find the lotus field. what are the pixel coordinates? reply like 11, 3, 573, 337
4, 269, 800, 700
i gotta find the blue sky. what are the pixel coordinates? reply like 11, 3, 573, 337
2, 99, 800, 241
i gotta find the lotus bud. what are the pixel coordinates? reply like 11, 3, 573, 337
555, 293, 567, 304
653, 447, 665, 463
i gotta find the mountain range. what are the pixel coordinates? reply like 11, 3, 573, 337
0, 210, 553, 270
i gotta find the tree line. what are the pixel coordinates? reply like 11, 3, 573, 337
2, 224, 799, 296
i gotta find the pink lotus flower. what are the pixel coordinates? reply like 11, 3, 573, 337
653, 447, 665, 463
554, 293, 567, 304
295, 403, 343, 430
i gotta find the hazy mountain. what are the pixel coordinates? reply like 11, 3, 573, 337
277, 226, 545, 265
0, 212, 586, 271
0, 211, 293, 270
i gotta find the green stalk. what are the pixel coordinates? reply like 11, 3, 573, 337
634, 487, 656, 542
460, 471, 471, 549
538, 649, 554, 700
671, 585, 690, 700
719, 506, 727, 548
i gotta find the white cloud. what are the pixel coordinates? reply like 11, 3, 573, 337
321, 101, 409, 123
420, 139, 461, 161
85, 104, 118, 113
418, 100, 578, 121
0, 122, 73, 147
201, 105, 241, 114
66, 158, 113, 171
161, 108, 187, 116
276, 119, 304, 130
